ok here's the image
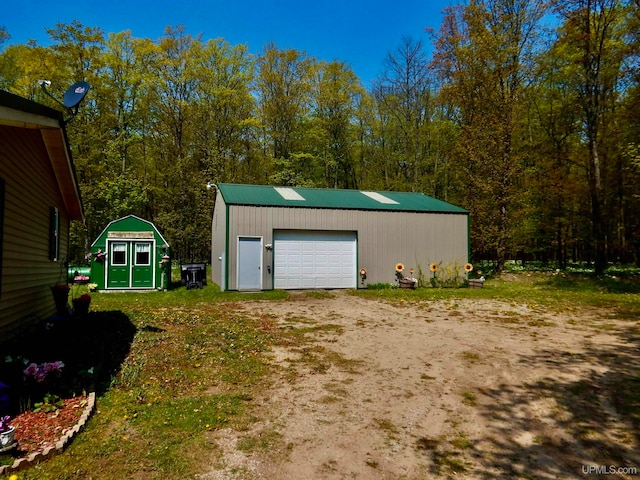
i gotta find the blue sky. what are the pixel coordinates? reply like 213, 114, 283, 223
2, 0, 456, 88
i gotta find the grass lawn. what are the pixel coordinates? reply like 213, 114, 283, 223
1, 270, 638, 479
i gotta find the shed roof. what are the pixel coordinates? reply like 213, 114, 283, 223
217, 183, 468, 214
91, 214, 170, 247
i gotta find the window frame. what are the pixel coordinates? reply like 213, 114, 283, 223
110, 242, 127, 266
49, 206, 59, 261
134, 242, 151, 266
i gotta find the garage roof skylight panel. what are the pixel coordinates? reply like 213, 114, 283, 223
360, 191, 399, 205
274, 186, 305, 201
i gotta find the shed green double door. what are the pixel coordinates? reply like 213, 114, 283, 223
108, 241, 154, 288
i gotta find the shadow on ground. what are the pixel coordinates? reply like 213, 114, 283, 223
0, 311, 137, 414
440, 322, 640, 479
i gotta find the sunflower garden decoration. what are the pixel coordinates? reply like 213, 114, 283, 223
395, 263, 405, 280
465, 263, 485, 288
395, 263, 417, 289
359, 268, 367, 286
429, 263, 439, 287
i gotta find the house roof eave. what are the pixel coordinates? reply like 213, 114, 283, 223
0, 90, 84, 222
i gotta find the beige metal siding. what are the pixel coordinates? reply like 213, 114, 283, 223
211, 191, 227, 290
218, 204, 468, 289
0, 126, 72, 337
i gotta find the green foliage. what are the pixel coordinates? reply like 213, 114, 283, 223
84, 176, 150, 235
33, 393, 65, 413
429, 261, 468, 288
416, 263, 428, 288
0, 3, 638, 267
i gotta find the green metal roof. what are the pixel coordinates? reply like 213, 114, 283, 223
218, 183, 468, 214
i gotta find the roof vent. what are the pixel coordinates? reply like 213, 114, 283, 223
360, 191, 399, 204
274, 187, 305, 201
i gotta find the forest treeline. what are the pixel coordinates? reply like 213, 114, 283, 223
1, 0, 638, 273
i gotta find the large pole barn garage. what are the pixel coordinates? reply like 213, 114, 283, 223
211, 183, 469, 291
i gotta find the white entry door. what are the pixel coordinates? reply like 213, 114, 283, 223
237, 237, 262, 290
273, 230, 357, 289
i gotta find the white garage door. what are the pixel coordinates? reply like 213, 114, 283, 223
273, 230, 357, 289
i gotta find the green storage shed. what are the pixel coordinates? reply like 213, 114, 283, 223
91, 215, 171, 290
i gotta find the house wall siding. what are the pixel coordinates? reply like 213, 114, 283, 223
215, 203, 468, 289
0, 126, 70, 336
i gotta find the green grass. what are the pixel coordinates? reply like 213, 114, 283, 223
461, 391, 477, 406
2, 283, 291, 479
2, 271, 639, 478
450, 432, 474, 450
353, 271, 640, 319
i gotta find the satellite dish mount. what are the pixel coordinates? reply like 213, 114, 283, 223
38, 80, 91, 124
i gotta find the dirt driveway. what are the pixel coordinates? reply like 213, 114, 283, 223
198, 290, 640, 479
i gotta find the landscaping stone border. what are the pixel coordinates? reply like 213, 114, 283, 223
0, 392, 96, 475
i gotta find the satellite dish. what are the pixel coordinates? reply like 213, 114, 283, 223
62, 81, 90, 109
38, 80, 91, 124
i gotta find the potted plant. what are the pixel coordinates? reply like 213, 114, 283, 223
93, 249, 106, 263
72, 293, 92, 316
51, 283, 71, 315
0, 415, 16, 451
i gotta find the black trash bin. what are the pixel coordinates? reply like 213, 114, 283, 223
181, 263, 207, 289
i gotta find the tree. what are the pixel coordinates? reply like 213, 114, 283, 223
256, 43, 316, 181
525, 34, 583, 267
101, 31, 158, 177
147, 26, 207, 262
190, 38, 257, 185
313, 60, 364, 188
44, 22, 106, 259
375, 37, 436, 193
433, 0, 546, 271
0, 27, 8, 47
551, 0, 630, 273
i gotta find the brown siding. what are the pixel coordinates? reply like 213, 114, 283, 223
0, 126, 71, 337
217, 204, 468, 289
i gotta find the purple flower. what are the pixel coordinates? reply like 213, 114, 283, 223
23, 361, 64, 383
23, 363, 39, 378
0, 415, 11, 433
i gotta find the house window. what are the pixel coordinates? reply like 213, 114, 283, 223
49, 207, 59, 261
111, 243, 127, 265
135, 243, 151, 265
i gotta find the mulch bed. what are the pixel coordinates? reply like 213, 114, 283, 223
1, 311, 137, 463
10, 394, 88, 455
